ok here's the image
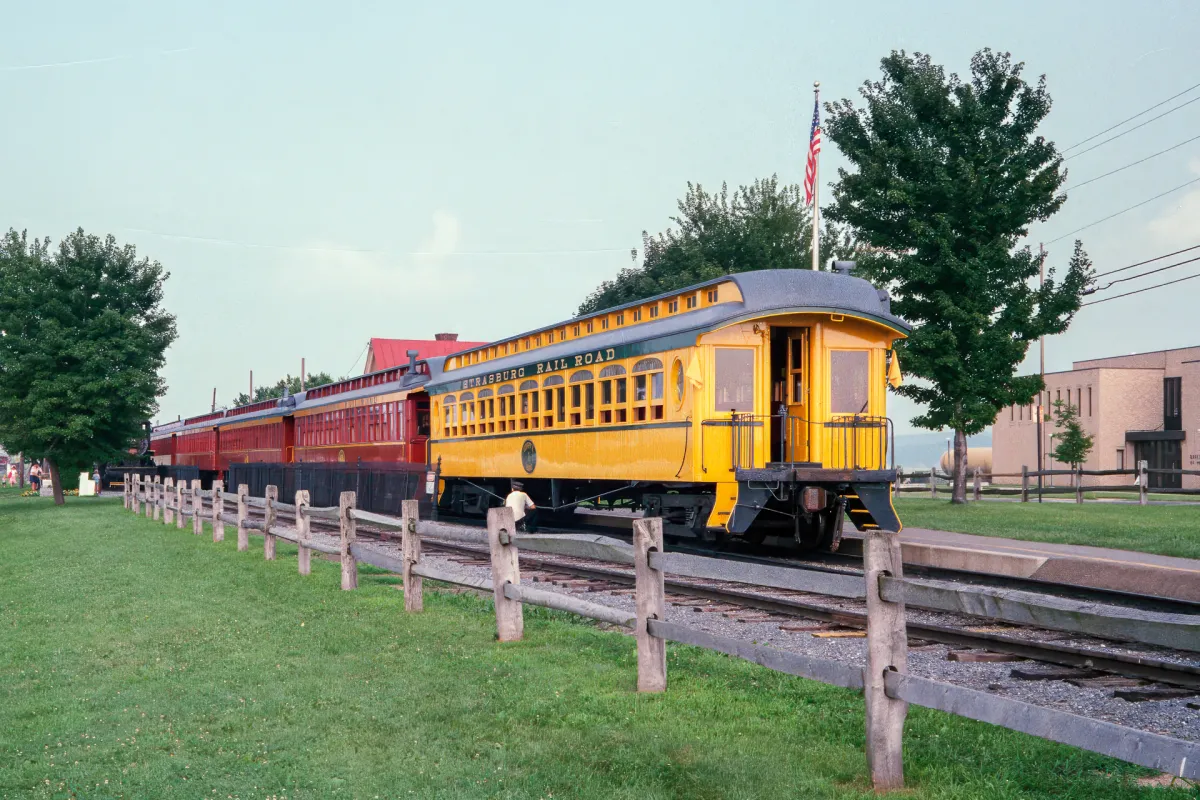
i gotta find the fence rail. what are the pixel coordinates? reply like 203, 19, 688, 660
120, 472, 1200, 790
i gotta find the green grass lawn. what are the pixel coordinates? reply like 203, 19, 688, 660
0, 492, 1181, 799
897, 496, 1200, 560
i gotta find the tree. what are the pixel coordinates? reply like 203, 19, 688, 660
0, 229, 177, 505
1049, 400, 1094, 469
577, 176, 857, 314
231, 371, 336, 408
824, 49, 1092, 503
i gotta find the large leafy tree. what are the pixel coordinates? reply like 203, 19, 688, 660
578, 176, 856, 314
0, 229, 176, 504
824, 49, 1091, 503
231, 370, 336, 408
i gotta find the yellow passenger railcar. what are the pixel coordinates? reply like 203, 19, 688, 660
426, 268, 909, 548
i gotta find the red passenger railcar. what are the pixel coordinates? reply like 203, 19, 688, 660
216, 399, 292, 469
175, 412, 222, 471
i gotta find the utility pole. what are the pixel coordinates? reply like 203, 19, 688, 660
249, 370, 254, 402
211, 387, 216, 413
301, 358, 306, 392
1037, 242, 1046, 503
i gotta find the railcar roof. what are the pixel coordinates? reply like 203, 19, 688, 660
291, 370, 430, 413
428, 269, 909, 393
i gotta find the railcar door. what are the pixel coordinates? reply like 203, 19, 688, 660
769, 328, 811, 464
827, 349, 879, 469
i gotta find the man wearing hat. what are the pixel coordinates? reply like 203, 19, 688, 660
505, 481, 538, 533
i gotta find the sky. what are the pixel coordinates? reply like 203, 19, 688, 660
3, 0, 1198, 434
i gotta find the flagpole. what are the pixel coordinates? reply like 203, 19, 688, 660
811, 81, 820, 271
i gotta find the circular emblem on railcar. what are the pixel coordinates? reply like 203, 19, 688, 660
520, 440, 537, 474
337, 449, 346, 463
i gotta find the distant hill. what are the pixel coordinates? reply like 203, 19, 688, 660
893, 430, 991, 471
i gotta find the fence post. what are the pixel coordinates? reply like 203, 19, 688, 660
634, 516, 667, 693
1075, 466, 1084, 505
1139, 460, 1149, 506
893, 470, 902, 499
1020, 465, 1029, 503
401, 499, 422, 612
295, 490, 311, 575
864, 529, 908, 791
175, 481, 186, 529
487, 505, 522, 642
162, 477, 173, 524
191, 479, 203, 535
237, 484, 249, 551
971, 468, 980, 501
123, 473, 130, 510
339, 491, 358, 590
929, 467, 936, 499
264, 484, 278, 560
212, 480, 224, 542
144, 476, 154, 518
152, 476, 162, 521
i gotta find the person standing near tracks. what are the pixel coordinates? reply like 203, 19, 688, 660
505, 481, 538, 533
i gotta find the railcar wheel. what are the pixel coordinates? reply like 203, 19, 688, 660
793, 511, 826, 551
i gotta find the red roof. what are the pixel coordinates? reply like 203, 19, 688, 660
365, 337, 487, 372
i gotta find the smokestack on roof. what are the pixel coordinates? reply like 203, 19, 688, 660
434, 333, 459, 341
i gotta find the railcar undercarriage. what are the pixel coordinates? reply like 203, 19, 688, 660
436, 470, 899, 551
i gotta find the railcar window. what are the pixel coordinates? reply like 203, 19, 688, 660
673, 359, 685, 404
668, 300, 679, 313
586, 321, 593, 333
633, 308, 642, 322
573, 324, 581, 337
686, 295, 697, 309
615, 377, 627, 422
600, 379, 612, 423
601, 318, 609, 330
543, 375, 564, 386
585, 384, 595, 421
616, 313, 624, 326
649, 306, 659, 318
557, 388, 566, 424
635, 375, 647, 403
570, 384, 582, 426
714, 348, 754, 412
830, 350, 870, 414
543, 388, 554, 428
633, 358, 663, 373
707, 288, 718, 303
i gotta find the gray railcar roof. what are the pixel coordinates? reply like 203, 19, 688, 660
428, 269, 908, 394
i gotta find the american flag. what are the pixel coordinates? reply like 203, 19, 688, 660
803, 96, 821, 207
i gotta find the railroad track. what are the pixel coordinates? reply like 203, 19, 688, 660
256, 506, 1200, 699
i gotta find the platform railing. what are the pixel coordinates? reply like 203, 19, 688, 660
730, 412, 893, 472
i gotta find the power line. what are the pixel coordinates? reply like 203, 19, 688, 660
1063, 80, 1200, 153
1045, 176, 1200, 244
1069, 132, 1200, 190
1093, 243, 1200, 278
1082, 270, 1200, 306
1064, 94, 1200, 161
1088, 254, 1200, 293
344, 341, 370, 378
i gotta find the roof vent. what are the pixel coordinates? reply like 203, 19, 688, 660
434, 333, 459, 341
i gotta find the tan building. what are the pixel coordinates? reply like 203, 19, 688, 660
992, 345, 1197, 490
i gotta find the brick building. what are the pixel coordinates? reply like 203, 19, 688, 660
991, 345, 1197, 490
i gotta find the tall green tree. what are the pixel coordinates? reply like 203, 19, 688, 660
231, 371, 336, 408
1049, 400, 1094, 469
824, 49, 1092, 503
578, 176, 856, 314
0, 229, 177, 504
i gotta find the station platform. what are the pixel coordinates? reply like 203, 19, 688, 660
843, 528, 1200, 603
574, 508, 1200, 603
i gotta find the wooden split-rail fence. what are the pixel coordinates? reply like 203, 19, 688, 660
122, 473, 1200, 791
898, 460, 1200, 504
